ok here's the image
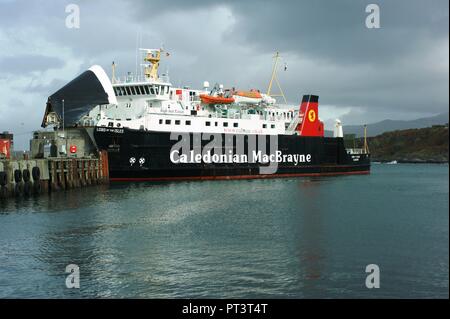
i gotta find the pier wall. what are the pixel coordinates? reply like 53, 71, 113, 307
0, 151, 109, 200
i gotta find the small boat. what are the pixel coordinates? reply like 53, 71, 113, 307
235, 90, 262, 99
233, 90, 263, 104
200, 94, 234, 104
386, 160, 398, 164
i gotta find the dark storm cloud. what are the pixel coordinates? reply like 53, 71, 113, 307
0, 0, 448, 150
229, 0, 448, 64
130, 0, 448, 63
124, 0, 448, 119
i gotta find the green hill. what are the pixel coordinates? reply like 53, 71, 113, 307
355, 125, 449, 163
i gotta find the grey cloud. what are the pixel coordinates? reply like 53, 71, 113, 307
22, 78, 67, 94
0, 55, 65, 75
130, 0, 448, 65
123, 0, 449, 120
0, 0, 448, 149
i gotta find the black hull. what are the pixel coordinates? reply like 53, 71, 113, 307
93, 127, 370, 181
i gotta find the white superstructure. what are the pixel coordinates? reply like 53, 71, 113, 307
81, 48, 311, 136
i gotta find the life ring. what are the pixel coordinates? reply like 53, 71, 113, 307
196, 104, 200, 111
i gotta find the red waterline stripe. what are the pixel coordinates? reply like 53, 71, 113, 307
110, 170, 370, 182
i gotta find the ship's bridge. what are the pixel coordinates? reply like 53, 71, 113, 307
112, 81, 172, 101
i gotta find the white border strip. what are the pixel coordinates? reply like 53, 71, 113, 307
89, 65, 118, 105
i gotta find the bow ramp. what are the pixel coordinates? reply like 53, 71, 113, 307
41, 65, 117, 128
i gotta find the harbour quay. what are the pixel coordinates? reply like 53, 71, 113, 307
0, 130, 109, 200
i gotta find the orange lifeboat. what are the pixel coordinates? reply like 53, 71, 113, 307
200, 94, 235, 104
233, 89, 263, 104
234, 90, 262, 99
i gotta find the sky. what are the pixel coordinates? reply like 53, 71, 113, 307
0, 0, 448, 149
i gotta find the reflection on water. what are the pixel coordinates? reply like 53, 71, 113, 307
297, 180, 325, 293
0, 164, 448, 298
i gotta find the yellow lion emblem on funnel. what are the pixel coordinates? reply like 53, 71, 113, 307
308, 109, 316, 122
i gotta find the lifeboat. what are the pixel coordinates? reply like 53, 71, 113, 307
200, 94, 235, 104
233, 90, 263, 104
235, 90, 262, 99
261, 93, 276, 105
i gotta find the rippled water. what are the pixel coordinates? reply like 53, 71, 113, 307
0, 164, 448, 298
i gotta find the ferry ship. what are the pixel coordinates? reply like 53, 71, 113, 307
41, 48, 370, 181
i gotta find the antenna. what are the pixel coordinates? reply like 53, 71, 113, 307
140, 32, 143, 79
363, 124, 369, 154
62, 98, 67, 156
111, 61, 116, 84
267, 51, 288, 104
62, 99, 65, 134
135, 30, 139, 81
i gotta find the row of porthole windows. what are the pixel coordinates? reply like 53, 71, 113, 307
159, 119, 192, 126
104, 119, 276, 130
249, 109, 292, 118
157, 119, 275, 129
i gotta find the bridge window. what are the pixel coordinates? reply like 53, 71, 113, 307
165, 119, 171, 124
223, 122, 228, 127
175, 120, 180, 125
233, 123, 238, 128
271, 124, 275, 129
263, 124, 267, 129
205, 121, 211, 126
186, 120, 191, 125
125, 87, 131, 95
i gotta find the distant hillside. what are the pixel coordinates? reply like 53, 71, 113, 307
357, 125, 449, 163
343, 112, 449, 137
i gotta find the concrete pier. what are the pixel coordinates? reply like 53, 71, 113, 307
0, 150, 109, 200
